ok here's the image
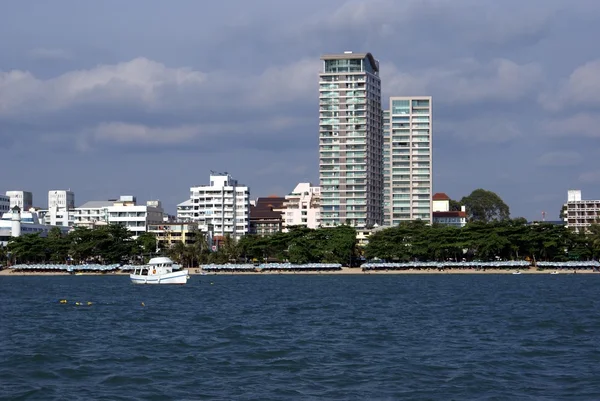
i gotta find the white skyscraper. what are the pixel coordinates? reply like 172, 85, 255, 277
319, 51, 384, 228
383, 96, 432, 226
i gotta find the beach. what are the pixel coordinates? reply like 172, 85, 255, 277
1, 267, 597, 276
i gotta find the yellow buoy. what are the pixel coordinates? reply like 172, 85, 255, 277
141, 302, 145, 307
87, 302, 93, 306
59, 299, 67, 304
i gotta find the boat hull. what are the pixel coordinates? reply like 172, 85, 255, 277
129, 270, 189, 285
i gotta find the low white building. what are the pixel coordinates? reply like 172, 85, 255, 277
178, 172, 250, 239
6, 191, 33, 211
0, 207, 70, 246
107, 197, 164, 238
281, 183, 321, 231
72, 201, 112, 228
72, 196, 164, 238
432, 193, 467, 228
565, 190, 600, 233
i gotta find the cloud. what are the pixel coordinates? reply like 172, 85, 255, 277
28, 48, 73, 61
540, 60, 600, 110
536, 151, 583, 167
0, 57, 318, 151
381, 58, 543, 105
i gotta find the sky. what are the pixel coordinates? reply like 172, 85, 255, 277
1, 0, 599, 221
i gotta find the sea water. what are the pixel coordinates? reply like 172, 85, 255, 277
1, 274, 600, 400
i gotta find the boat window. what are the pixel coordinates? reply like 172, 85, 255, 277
142, 269, 149, 276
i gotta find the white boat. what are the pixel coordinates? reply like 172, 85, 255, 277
130, 257, 189, 285
551, 271, 559, 275
512, 271, 522, 275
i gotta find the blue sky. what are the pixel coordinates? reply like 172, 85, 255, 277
1, 0, 599, 220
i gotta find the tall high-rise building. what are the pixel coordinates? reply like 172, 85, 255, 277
383, 96, 432, 226
319, 51, 383, 228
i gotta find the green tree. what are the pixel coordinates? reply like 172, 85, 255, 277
461, 189, 510, 222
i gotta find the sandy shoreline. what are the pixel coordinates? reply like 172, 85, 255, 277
0, 267, 597, 276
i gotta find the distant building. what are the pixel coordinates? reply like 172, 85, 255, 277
178, 172, 250, 240
147, 222, 212, 250
0, 206, 70, 246
6, 191, 33, 211
564, 189, 600, 233
249, 196, 285, 236
72, 196, 164, 238
72, 200, 113, 228
282, 183, 321, 231
48, 190, 75, 210
432, 193, 467, 228
0, 195, 9, 215
176, 199, 194, 221
319, 51, 384, 228
45, 190, 76, 227
383, 96, 432, 226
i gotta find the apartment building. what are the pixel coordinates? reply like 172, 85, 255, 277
282, 183, 321, 231
565, 190, 600, 233
73, 196, 164, 238
319, 51, 384, 228
383, 96, 432, 226
179, 173, 250, 240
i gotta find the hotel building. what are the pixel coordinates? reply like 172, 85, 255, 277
383, 96, 432, 226
319, 51, 384, 228
178, 173, 250, 240
564, 190, 600, 233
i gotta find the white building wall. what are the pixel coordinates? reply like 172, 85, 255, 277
282, 183, 321, 231
432, 199, 449, 212
73, 207, 110, 228
107, 202, 163, 238
568, 190, 582, 202
565, 190, 600, 233
48, 190, 75, 210
187, 173, 250, 239
6, 191, 33, 211
319, 52, 384, 229
383, 96, 432, 226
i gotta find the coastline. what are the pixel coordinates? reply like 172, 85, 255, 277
1, 267, 597, 276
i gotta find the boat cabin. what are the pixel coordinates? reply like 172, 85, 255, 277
132, 257, 176, 276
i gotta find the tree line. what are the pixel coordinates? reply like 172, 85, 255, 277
1, 189, 592, 266
3, 220, 600, 267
